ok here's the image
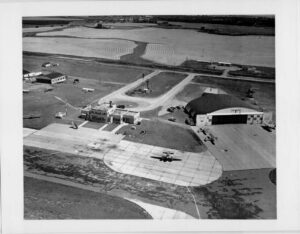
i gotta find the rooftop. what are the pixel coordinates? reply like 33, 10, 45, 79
186, 93, 260, 115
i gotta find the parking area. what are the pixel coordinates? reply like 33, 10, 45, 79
23, 123, 222, 186
193, 124, 276, 171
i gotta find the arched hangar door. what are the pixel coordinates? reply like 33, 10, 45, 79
211, 114, 248, 125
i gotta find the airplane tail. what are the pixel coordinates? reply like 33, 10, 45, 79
71, 121, 78, 129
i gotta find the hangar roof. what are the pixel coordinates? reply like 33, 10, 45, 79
186, 93, 259, 115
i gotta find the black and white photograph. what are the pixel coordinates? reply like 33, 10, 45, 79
1, 0, 300, 233
22, 14, 276, 220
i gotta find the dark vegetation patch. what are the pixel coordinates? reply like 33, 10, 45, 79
181, 60, 224, 75
155, 15, 275, 27
228, 65, 275, 79
193, 169, 276, 219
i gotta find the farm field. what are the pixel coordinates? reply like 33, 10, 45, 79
23, 37, 137, 60
37, 26, 275, 67
192, 76, 276, 118
24, 177, 151, 219
126, 72, 187, 98
116, 119, 206, 153
23, 55, 152, 83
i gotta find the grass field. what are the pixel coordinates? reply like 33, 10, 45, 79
192, 75, 276, 119
116, 119, 206, 152
193, 168, 276, 219
23, 55, 152, 83
126, 72, 187, 98
24, 177, 151, 219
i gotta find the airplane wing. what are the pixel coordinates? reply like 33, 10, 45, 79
150, 156, 163, 160
171, 158, 181, 161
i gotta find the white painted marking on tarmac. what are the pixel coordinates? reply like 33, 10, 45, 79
98, 124, 108, 131
78, 121, 88, 128
111, 123, 128, 134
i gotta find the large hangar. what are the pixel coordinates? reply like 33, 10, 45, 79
185, 93, 264, 127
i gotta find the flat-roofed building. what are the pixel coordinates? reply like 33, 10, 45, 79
89, 102, 116, 123
82, 102, 140, 125
36, 72, 66, 84
122, 110, 140, 124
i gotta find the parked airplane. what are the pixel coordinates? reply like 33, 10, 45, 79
71, 121, 78, 129
23, 114, 41, 119
151, 151, 181, 162
204, 133, 217, 145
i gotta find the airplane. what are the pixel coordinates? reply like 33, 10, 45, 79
70, 121, 78, 129
151, 151, 181, 162
23, 114, 41, 119
204, 133, 217, 145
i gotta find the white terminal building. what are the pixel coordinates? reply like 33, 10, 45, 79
185, 93, 267, 127
81, 102, 140, 125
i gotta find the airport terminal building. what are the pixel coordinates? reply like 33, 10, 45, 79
185, 93, 265, 127
81, 102, 140, 125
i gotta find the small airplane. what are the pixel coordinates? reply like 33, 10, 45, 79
23, 114, 41, 119
151, 151, 181, 162
204, 133, 217, 145
70, 121, 78, 129
82, 87, 95, 92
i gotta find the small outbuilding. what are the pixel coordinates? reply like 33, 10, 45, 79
185, 93, 264, 126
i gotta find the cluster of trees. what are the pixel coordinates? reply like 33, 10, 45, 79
154, 15, 275, 27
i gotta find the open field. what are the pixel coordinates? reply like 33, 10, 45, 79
36, 27, 275, 67
23, 55, 152, 83
25, 177, 151, 219
116, 119, 206, 153
192, 76, 276, 119
23, 37, 136, 60
126, 72, 187, 98
23, 79, 122, 129
194, 124, 276, 171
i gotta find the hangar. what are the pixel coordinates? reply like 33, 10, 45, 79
185, 93, 264, 126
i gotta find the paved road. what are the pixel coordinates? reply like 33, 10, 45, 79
105, 73, 196, 112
